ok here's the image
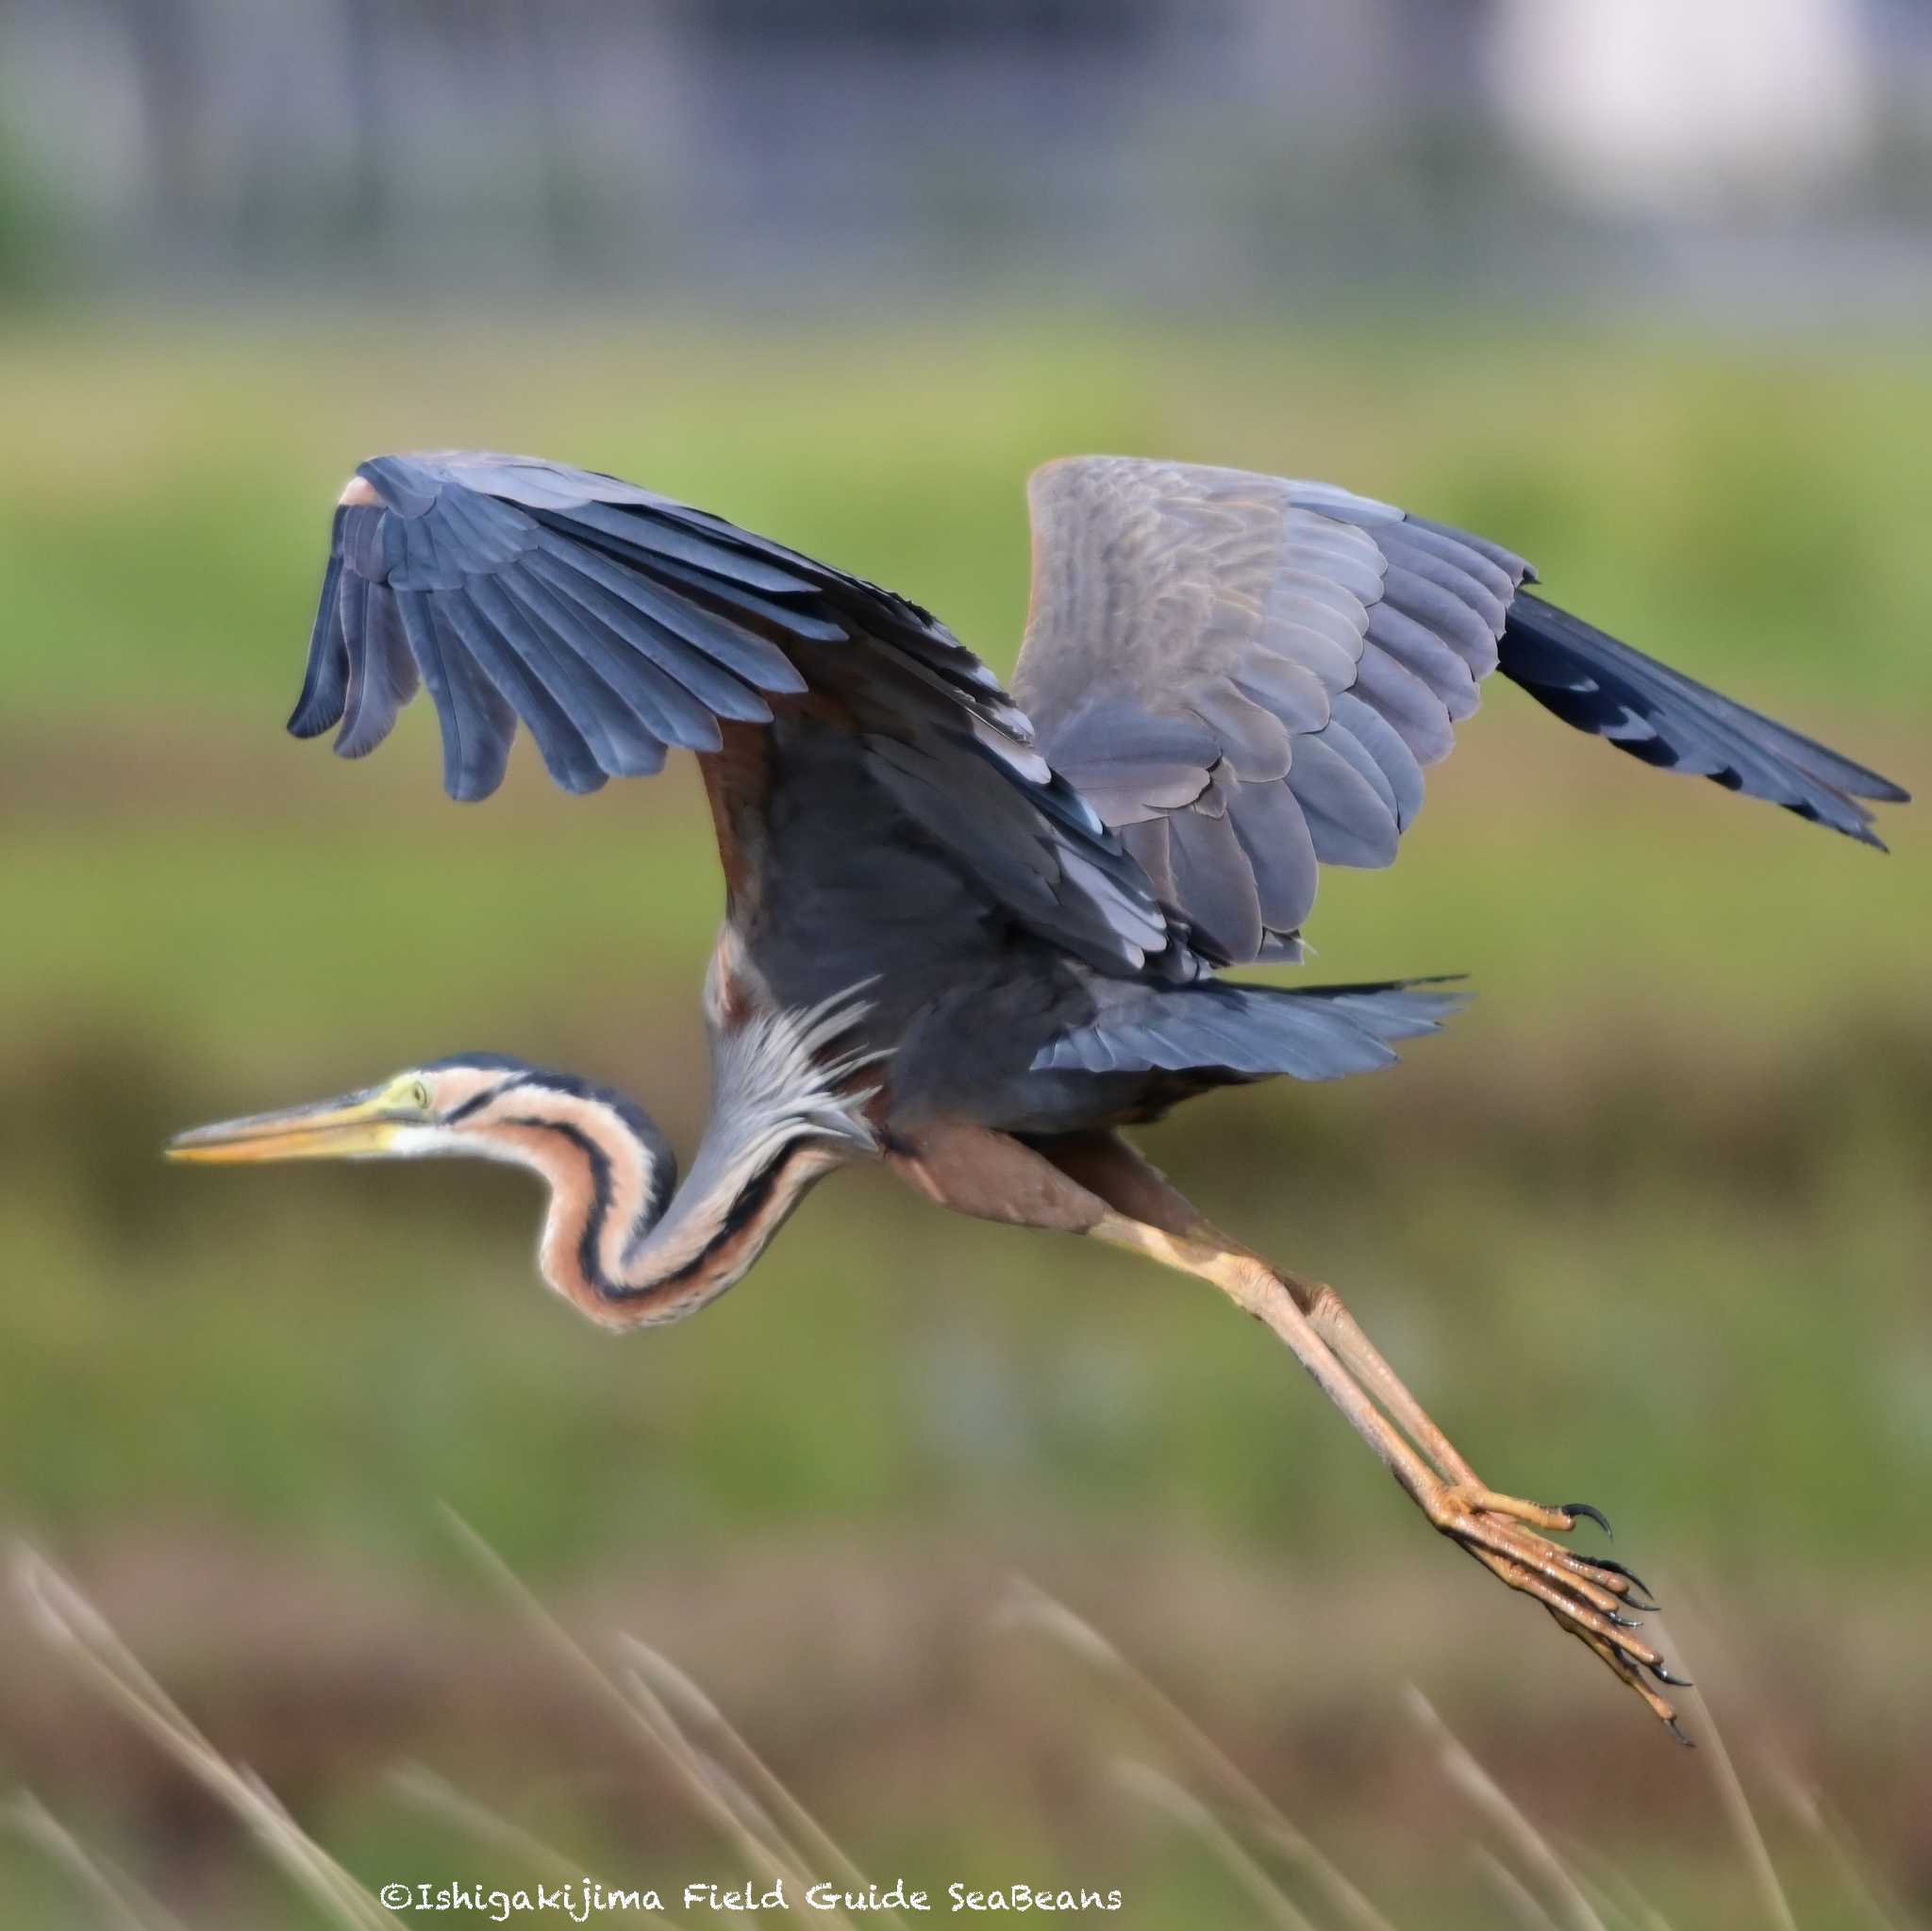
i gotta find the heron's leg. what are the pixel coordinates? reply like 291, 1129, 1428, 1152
1039, 1132, 1484, 1484
1045, 1131, 1572, 1495
1085, 1205, 1684, 1729
1038, 1132, 1685, 1733
1296, 1278, 1479, 1487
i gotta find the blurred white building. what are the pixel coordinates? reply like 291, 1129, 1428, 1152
1490, 0, 1875, 214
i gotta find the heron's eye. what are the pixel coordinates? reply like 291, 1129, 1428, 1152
409, 1079, 432, 1113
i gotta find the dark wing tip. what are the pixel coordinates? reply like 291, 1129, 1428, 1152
288, 548, 348, 739
286, 693, 339, 740
1859, 774, 1912, 807
1497, 592, 1907, 849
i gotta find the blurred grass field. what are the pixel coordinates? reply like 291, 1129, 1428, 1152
1, 312, 1928, 1925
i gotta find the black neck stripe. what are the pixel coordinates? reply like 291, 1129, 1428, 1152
503, 1113, 617, 1297
444, 1074, 528, 1126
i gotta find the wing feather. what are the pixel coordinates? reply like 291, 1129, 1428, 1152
464, 574, 664, 779
1016, 455, 1902, 969
1330, 691, 1424, 828
1366, 601, 1482, 720
1288, 730, 1401, 869
291, 451, 1186, 981
1165, 799, 1262, 963
440, 590, 606, 794
1014, 456, 1505, 963
512, 552, 728, 748
1224, 776, 1320, 940
399, 589, 515, 801
1034, 979, 1468, 1082
288, 551, 349, 738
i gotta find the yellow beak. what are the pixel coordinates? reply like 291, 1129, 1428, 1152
167, 1082, 427, 1165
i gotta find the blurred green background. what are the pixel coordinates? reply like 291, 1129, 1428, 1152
4, 4, 1931, 1926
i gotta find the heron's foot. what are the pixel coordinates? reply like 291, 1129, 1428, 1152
1423, 1481, 1690, 1740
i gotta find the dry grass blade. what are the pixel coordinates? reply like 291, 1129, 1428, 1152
1404, 1687, 1606, 1931
439, 1507, 858, 1931
11, 1545, 401, 1931
1565, 1870, 1647, 1931
1774, 1771, 1912, 1931
1002, 1576, 1396, 1931
1472, 1844, 1563, 1930
1648, 1615, 1797, 1931
1112, 1760, 1321, 1931
1558, 1840, 1677, 1931
385, 1764, 665, 1922
610, 1658, 852, 1926
619, 1638, 909, 1931
5, 1790, 191, 1931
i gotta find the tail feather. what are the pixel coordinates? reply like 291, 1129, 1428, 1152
1497, 592, 1907, 849
1032, 976, 1470, 1083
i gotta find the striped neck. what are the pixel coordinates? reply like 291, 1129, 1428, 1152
455, 989, 882, 1329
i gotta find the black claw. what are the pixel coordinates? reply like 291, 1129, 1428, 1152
1647, 1658, 1693, 1689
1599, 1582, 1662, 1613
1607, 1610, 1644, 1629
1587, 1557, 1657, 1604
1665, 1717, 1697, 1749
1557, 1501, 1614, 1540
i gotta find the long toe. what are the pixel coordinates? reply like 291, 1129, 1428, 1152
1427, 1481, 1686, 1740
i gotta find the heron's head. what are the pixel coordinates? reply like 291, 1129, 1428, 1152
166, 1055, 661, 1171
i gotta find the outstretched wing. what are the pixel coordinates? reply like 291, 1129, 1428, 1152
1013, 456, 1906, 966
293, 452, 1183, 979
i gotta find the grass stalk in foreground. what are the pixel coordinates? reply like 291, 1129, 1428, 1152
1406, 1686, 1608, 1931
1000, 1575, 1399, 1931
1645, 1604, 1802, 1931
441, 1508, 882, 1931
10, 1537, 1920, 1930
385, 1763, 630, 1908
11, 1544, 403, 1931
5, 1790, 192, 1931
1110, 1760, 1323, 1931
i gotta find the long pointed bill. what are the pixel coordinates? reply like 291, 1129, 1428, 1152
167, 1081, 428, 1165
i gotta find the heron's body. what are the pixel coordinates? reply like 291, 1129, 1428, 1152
172, 448, 1906, 1740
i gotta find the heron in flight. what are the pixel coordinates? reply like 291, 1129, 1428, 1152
171, 452, 1904, 1737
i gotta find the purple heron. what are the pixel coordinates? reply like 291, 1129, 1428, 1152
170, 452, 1907, 1738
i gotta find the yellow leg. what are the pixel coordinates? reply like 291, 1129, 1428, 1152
1087, 1207, 1688, 1738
